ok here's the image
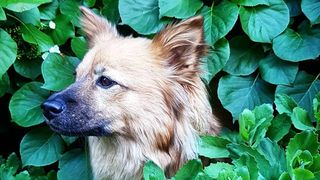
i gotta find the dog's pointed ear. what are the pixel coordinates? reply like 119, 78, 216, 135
152, 16, 207, 82
79, 6, 118, 45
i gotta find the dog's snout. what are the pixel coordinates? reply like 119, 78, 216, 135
41, 99, 65, 120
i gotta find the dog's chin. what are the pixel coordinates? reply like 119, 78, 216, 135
45, 118, 112, 137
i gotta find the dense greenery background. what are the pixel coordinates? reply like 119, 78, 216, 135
0, 0, 319, 179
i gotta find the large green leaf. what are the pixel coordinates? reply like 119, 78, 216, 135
42, 54, 79, 91
4, 0, 51, 12
218, 74, 274, 120
201, 38, 230, 84
49, 14, 75, 45
143, 161, 166, 180
223, 36, 264, 76
239, 0, 289, 43
259, 54, 298, 85
293, 168, 314, 180
231, 0, 270, 6
286, 130, 319, 175
159, 0, 203, 19
0, 73, 9, 97
58, 149, 91, 180
20, 127, 64, 166
201, 1, 239, 45
233, 154, 258, 180
301, 0, 320, 25
291, 107, 314, 130
273, 25, 320, 62
9, 82, 49, 127
21, 24, 54, 52
285, 0, 301, 17
0, 29, 17, 77
101, 0, 120, 23
204, 162, 234, 179
174, 159, 202, 179
266, 114, 291, 142
71, 37, 88, 59
14, 7, 40, 26
39, 0, 58, 20
59, 0, 81, 27
274, 93, 298, 114
199, 136, 230, 158
13, 58, 42, 80
276, 71, 320, 120
119, 0, 166, 35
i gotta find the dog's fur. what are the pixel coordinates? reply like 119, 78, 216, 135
43, 7, 220, 180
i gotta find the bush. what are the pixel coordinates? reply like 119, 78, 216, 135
0, 0, 319, 179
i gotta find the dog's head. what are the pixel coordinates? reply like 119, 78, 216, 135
42, 7, 208, 140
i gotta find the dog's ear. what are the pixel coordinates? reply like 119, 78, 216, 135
152, 16, 207, 82
79, 6, 118, 45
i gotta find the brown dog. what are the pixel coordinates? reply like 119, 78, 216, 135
42, 6, 220, 180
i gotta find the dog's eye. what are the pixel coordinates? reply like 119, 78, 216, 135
97, 76, 116, 89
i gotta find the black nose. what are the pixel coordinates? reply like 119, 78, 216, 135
41, 99, 65, 120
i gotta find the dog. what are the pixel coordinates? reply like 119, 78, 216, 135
42, 6, 220, 180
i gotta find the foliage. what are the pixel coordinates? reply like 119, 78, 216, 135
144, 93, 320, 179
0, 0, 319, 179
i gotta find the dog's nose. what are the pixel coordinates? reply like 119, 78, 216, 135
41, 99, 65, 120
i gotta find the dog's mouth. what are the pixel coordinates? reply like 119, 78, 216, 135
45, 118, 112, 137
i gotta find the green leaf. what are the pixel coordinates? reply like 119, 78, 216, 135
159, 0, 203, 19
59, 0, 81, 27
0, 7, 7, 21
227, 143, 273, 178
6, 153, 20, 174
276, 71, 320, 121
61, 135, 78, 146
119, 0, 166, 35
71, 37, 88, 59
259, 54, 299, 85
194, 172, 211, 180
301, 0, 320, 25
313, 93, 320, 122
279, 172, 290, 180
273, 25, 320, 61
218, 74, 274, 120
39, 0, 58, 20
267, 114, 291, 142
0, 73, 10, 97
58, 149, 91, 180
20, 127, 64, 166
293, 168, 314, 180
201, 1, 239, 45
14, 7, 40, 26
275, 93, 298, 114
9, 82, 49, 127
223, 36, 264, 76
4, 0, 51, 12
143, 161, 166, 180
15, 171, 30, 180
49, 14, 75, 45
42, 54, 79, 91
174, 159, 202, 179
231, 0, 270, 6
233, 154, 258, 180
286, 130, 319, 175
204, 162, 234, 179
13, 58, 42, 79
101, 0, 120, 23
239, 0, 289, 43
201, 38, 230, 84
84, 0, 96, 7
199, 136, 230, 158
0, 29, 17, 78
285, 0, 301, 17
21, 24, 54, 52
257, 138, 287, 176
291, 107, 314, 130
239, 109, 255, 142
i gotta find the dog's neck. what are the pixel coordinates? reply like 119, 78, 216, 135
88, 120, 199, 180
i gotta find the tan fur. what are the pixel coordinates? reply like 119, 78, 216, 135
77, 7, 221, 180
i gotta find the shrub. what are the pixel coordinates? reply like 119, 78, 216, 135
0, 0, 319, 179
